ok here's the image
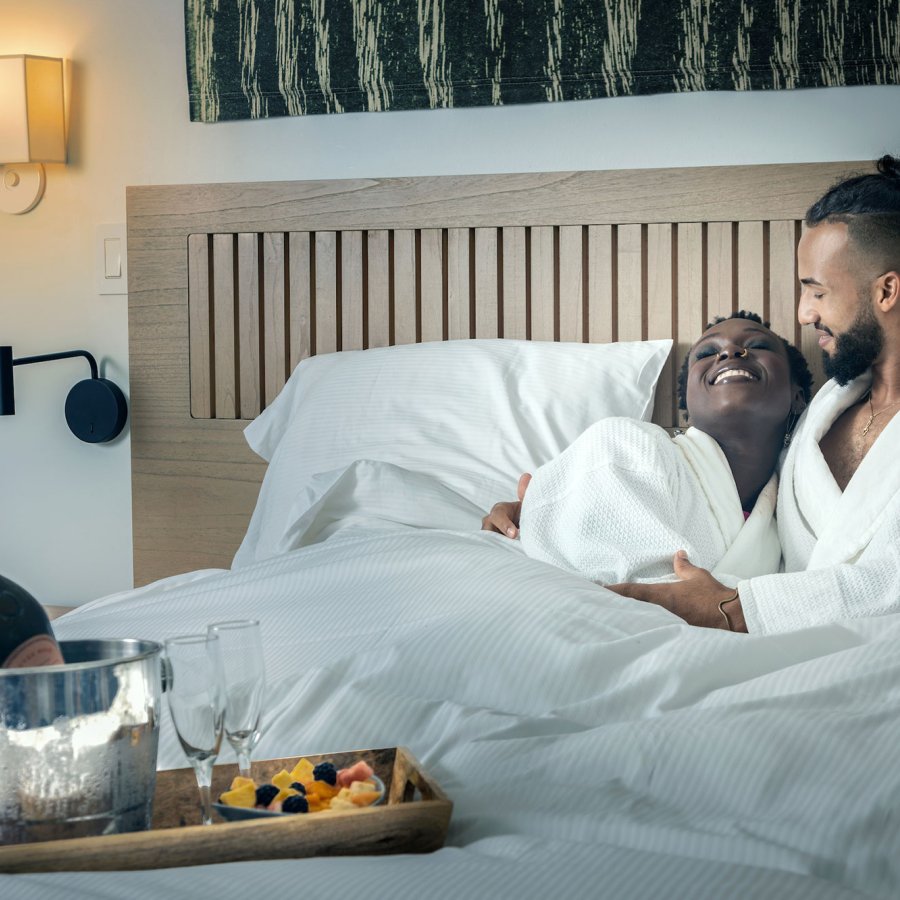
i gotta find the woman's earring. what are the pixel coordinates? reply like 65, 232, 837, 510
783, 410, 800, 447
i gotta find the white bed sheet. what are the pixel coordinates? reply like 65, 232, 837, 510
4, 465, 897, 899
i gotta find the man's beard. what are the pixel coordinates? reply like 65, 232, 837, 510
823, 300, 884, 386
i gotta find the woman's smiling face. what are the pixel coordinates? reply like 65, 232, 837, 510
684, 317, 798, 435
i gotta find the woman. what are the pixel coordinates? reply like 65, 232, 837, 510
483, 312, 813, 606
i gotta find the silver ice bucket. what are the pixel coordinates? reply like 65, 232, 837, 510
0, 639, 164, 845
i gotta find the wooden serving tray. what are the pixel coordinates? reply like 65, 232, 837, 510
0, 746, 451, 873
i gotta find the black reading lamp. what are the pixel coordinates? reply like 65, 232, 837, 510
0, 345, 128, 443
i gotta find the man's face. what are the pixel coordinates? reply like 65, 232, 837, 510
797, 222, 884, 385
821, 295, 883, 385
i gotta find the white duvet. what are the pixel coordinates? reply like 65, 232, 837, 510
4, 462, 898, 900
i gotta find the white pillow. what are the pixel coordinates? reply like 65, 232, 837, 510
233, 338, 672, 567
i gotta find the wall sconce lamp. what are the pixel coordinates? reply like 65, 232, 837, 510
0, 55, 66, 215
0, 346, 128, 443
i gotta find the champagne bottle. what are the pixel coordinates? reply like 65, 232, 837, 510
0, 573, 65, 668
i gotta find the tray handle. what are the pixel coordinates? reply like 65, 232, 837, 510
389, 747, 448, 806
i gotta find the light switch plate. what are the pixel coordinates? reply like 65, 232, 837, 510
96, 224, 128, 295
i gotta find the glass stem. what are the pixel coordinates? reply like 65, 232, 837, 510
194, 759, 215, 825
198, 782, 214, 825
237, 749, 252, 779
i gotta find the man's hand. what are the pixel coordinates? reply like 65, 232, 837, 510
481, 473, 532, 538
606, 551, 747, 631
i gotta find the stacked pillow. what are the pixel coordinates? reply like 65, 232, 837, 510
234, 338, 672, 567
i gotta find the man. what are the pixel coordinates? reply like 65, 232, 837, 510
483, 155, 900, 634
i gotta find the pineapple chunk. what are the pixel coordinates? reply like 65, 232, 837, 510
273, 787, 300, 805
289, 757, 315, 785
272, 769, 295, 791
219, 781, 256, 808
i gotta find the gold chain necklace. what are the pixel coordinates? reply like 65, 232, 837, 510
861, 391, 900, 436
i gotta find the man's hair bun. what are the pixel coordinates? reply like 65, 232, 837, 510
876, 154, 900, 178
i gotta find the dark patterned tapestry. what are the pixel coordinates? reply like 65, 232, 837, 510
185, 1, 900, 122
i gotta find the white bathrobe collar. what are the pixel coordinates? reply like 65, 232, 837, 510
787, 371, 900, 568
673, 427, 781, 579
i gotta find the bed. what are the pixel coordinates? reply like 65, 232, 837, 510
5, 161, 899, 900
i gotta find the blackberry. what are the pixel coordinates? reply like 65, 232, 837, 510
282, 794, 309, 814
290, 781, 307, 794
255, 784, 279, 807
313, 762, 337, 785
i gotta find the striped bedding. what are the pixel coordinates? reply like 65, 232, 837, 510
4, 470, 898, 899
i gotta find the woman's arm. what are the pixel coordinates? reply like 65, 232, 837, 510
480, 473, 532, 537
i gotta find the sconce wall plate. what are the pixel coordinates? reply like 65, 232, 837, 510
0, 163, 46, 214
0, 55, 66, 215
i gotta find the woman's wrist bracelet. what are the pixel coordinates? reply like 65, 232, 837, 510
718, 589, 740, 631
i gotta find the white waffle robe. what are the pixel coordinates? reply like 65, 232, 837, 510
519, 418, 781, 585
740, 373, 900, 633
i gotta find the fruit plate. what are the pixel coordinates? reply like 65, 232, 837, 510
0, 746, 452, 873
213, 775, 386, 820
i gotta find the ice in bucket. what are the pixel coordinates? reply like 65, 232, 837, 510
0, 639, 163, 845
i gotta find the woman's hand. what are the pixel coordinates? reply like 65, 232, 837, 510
606, 551, 748, 631
481, 473, 532, 538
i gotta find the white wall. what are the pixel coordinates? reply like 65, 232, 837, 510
2, 0, 899, 605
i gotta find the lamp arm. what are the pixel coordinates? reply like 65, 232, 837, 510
12, 350, 99, 380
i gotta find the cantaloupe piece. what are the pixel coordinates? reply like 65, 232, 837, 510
308, 780, 339, 801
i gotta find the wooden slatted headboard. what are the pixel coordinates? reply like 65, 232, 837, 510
127, 162, 863, 586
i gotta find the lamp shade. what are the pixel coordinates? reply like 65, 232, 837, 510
0, 55, 66, 164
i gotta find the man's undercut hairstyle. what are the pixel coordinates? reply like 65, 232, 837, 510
805, 154, 900, 276
676, 310, 813, 415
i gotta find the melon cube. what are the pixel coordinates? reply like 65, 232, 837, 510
350, 789, 380, 807
336, 761, 374, 788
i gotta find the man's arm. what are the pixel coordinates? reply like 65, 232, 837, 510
738, 550, 900, 633
607, 551, 746, 631
610, 544, 900, 634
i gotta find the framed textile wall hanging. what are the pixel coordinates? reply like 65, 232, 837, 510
185, 1, 900, 123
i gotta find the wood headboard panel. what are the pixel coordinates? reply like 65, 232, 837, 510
127, 162, 862, 586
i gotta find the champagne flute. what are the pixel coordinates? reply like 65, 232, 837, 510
208, 620, 266, 779
164, 633, 225, 825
